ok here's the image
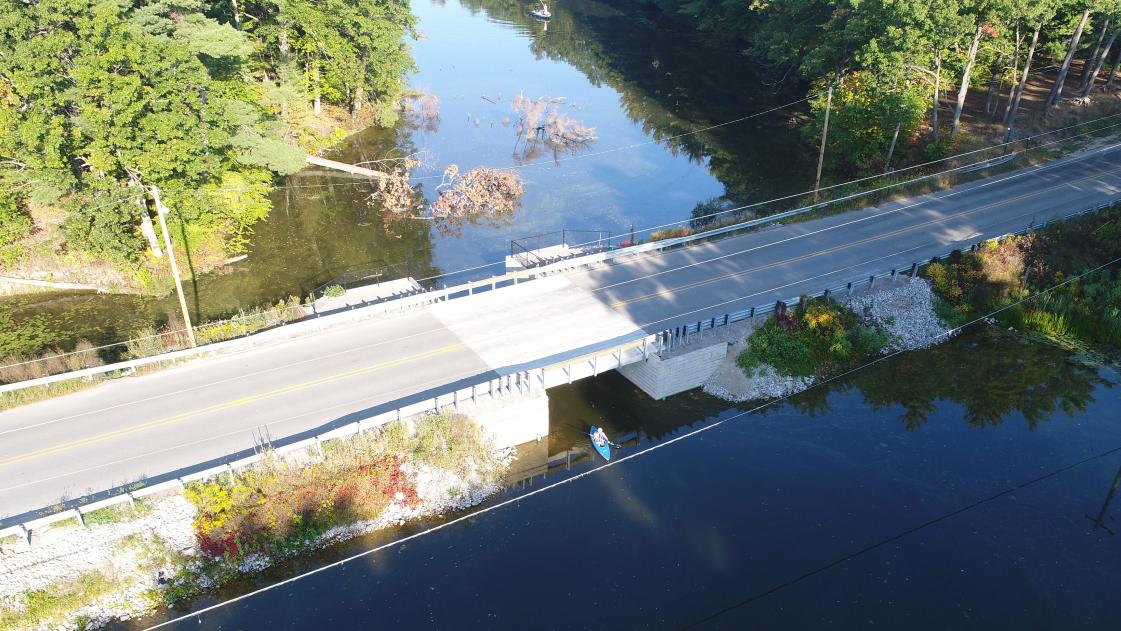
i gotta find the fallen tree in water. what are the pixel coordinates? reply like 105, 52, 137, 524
369, 161, 524, 236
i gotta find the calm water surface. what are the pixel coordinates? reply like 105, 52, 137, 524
124, 328, 1121, 629
1, 0, 809, 357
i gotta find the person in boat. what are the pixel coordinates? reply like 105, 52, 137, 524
592, 426, 609, 448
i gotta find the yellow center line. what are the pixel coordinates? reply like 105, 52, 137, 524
0, 343, 463, 469
609, 174, 1095, 309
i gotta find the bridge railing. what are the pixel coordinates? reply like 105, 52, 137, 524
0, 332, 658, 538
656, 199, 1119, 352
3, 198, 1115, 539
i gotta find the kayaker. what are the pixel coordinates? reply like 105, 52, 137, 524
592, 426, 609, 448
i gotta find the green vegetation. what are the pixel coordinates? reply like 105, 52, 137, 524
0, 377, 104, 412
183, 413, 502, 563
81, 499, 153, 526
650, 0, 1121, 177
737, 298, 890, 379
0, 295, 306, 410
0, 571, 117, 631
323, 284, 347, 298
779, 325, 1113, 430
0, 0, 414, 281
923, 205, 1121, 352
125, 295, 306, 358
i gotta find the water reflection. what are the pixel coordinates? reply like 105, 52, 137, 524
460, 0, 814, 205
125, 327, 1121, 630
1088, 463, 1121, 535
846, 329, 1111, 429
551, 329, 1114, 451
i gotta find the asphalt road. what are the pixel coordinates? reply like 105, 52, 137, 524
2, 144, 1120, 520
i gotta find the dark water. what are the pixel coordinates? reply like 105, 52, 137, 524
125, 328, 1121, 630
0, 0, 811, 357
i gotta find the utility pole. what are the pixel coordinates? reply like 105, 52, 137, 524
813, 85, 833, 203
150, 185, 197, 348
885, 120, 902, 174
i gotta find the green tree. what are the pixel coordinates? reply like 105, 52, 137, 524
0, 0, 413, 274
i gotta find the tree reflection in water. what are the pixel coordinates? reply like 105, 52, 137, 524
784, 328, 1114, 430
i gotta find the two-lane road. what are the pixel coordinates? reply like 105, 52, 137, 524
3, 144, 1120, 520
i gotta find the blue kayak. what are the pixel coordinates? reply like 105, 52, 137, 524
589, 426, 612, 461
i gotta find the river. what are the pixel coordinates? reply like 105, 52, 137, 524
0, 0, 812, 360
10, 1, 1121, 626
117, 326, 1120, 630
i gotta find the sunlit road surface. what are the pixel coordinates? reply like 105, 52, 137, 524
3, 144, 1120, 519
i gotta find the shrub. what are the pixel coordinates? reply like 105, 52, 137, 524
184, 414, 500, 559
738, 298, 889, 379
323, 284, 346, 298
0, 340, 104, 384
649, 226, 691, 242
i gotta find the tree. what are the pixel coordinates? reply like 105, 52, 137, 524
950, 1, 1002, 136
0, 0, 414, 273
1044, 6, 1091, 114
1004, 3, 1055, 134
807, 73, 928, 175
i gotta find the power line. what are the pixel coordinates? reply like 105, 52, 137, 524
141, 93, 819, 197
148, 61, 1073, 196
355, 114, 1121, 292
563, 111, 1121, 251
681, 443, 1121, 628
590, 141, 1121, 297
4, 142, 1117, 376
141, 254, 1121, 631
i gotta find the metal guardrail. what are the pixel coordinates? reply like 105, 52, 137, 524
7, 145, 1120, 391
2, 198, 1114, 540
655, 198, 1119, 352
0, 333, 657, 538
0, 370, 547, 538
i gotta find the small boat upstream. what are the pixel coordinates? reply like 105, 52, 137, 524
531, 3, 551, 19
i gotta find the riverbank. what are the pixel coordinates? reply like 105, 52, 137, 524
704, 278, 953, 402
0, 414, 511, 631
704, 198, 1121, 404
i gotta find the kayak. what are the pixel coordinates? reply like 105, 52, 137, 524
589, 425, 611, 461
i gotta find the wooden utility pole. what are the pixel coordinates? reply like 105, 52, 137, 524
885, 120, 902, 174
813, 85, 833, 203
150, 186, 197, 348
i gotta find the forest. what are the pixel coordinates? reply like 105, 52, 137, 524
0, 0, 414, 281
650, 0, 1121, 174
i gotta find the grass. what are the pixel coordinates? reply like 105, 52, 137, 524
126, 296, 308, 360
922, 204, 1121, 354
654, 109, 1121, 252
0, 340, 104, 384
0, 297, 308, 413
81, 499, 152, 526
0, 534, 20, 545
0, 377, 104, 413
0, 571, 117, 631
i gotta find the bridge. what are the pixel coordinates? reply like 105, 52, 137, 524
2, 144, 1121, 526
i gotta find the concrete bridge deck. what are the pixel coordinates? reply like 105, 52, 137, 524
2, 144, 1121, 518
